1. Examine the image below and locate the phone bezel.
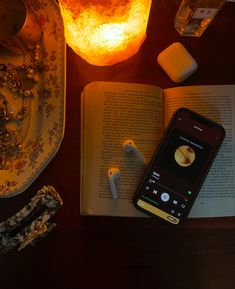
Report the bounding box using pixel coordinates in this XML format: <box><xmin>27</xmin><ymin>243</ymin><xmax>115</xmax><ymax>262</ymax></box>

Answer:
<box><xmin>133</xmin><ymin>108</ymin><xmax>225</xmax><ymax>226</ymax></box>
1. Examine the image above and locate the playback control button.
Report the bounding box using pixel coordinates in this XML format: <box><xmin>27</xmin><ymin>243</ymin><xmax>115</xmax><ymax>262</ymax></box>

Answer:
<box><xmin>161</xmin><ymin>192</ymin><xmax>170</xmax><ymax>202</ymax></box>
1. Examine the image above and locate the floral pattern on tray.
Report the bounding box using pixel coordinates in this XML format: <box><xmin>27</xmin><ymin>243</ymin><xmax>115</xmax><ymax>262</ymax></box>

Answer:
<box><xmin>0</xmin><ymin>0</ymin><xmax>66</xmax><ymax>197</ymax></box>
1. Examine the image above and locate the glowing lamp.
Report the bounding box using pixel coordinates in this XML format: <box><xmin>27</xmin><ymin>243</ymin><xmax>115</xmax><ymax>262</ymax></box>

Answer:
<box><xmin>58</xmin><ymin>0</ymin><xmax>152</xmax><ymax>66</ymax></box>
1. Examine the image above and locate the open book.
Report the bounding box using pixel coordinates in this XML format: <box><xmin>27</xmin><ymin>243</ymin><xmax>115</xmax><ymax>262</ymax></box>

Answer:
<box><xmin>80</xmin><ymin>82</ymin><xmax>235</xmax><ymax>218</ymax></box>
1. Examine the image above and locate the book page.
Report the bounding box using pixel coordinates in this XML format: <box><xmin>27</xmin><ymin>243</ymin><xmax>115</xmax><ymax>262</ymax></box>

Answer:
<box><xmin>81</xmin><ymin>82</ymin><xmax>163</xmax><ymax>216</ymax></box>
<box><xmin>163</xmin><ymin>85</ymin><xmax>235</xmax><ymax>217</ymax></box>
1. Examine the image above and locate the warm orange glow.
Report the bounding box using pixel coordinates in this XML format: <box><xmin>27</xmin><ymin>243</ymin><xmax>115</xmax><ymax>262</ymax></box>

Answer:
<box><xmin>59</xmin><ymin>0</ymin><xmax>152</xmax><ymax>66</ymax></box>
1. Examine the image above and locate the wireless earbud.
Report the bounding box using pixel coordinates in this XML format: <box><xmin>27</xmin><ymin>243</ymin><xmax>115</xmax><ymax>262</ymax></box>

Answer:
<box><xmin>108</xmin><ymin>168</ymin><xmax>120</xmax><ymax>199</ymax></box>
<box><xmin>123</xmin><ymin>139</ymin><xmax>146</xmax><ymax>165</ymax></box>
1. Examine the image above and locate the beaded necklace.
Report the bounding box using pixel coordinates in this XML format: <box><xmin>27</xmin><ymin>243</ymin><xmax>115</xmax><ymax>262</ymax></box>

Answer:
<box><xmin>0</xmin><ymin>44</ymin><xmax>42</xmax><ymax>170</ymax></box>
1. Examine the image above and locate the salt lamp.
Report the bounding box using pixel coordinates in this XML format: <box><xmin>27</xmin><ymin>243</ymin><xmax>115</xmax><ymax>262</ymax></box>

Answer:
<box><xmin>58</xmin><ymin>0</ymin><xmax>152</xmax><ymax>66</ymax></box>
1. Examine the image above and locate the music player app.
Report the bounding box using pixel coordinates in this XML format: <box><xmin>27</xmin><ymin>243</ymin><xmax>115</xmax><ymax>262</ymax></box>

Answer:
<box><xmin>137</xmin><ymin>128</ymin><xmax>212</xmax><ymax>220</ymax></box>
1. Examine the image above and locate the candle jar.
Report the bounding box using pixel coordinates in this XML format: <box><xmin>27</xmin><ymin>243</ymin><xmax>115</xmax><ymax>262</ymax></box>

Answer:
<box><xmin>174</xmin><ymin>0</ymin><xmax>226</xmax><ymax>37</ymax></box>
<box><xmin>58</xmin><ymin>0</ymin><xmax>152</xmax><ymax>66</ymax></box>
<box><xmin>0</xmin><ymin>0</ymin><xmax>42</xmax><ymax>54</ymax></box>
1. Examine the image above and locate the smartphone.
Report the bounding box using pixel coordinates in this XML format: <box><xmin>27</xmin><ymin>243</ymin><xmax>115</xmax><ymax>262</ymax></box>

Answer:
<box><xmin>133</xmin><ymin>108</ymin><xmax>225</xmax><ymax>226</ymax></box>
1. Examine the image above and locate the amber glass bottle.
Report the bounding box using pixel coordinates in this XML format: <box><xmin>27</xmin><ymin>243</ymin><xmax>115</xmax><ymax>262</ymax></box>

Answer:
<box><xmin>174</xmin><ymin>0</ymin><xmax>226</xmax><ymax>37</ymax></box>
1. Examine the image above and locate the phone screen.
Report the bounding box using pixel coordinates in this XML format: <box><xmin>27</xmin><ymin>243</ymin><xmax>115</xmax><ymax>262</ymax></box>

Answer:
<box><xmin>133</xmin><ymin>108</ymin><xmax>225</xmax><ymax>225</ymax></box>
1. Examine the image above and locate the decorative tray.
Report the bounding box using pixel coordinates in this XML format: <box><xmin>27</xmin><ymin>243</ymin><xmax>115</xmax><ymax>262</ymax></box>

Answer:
<box><xmin>0</xmin><ymin>0</ymin><xmax>66</xmax><ymax>197</ymax></box>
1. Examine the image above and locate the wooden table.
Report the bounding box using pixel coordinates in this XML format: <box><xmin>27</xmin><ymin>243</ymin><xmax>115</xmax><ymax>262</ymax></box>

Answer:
<box><xmin>0</xmin><ymin>1</ymin><xmax>235</xmax><ymax>289</ymax></box>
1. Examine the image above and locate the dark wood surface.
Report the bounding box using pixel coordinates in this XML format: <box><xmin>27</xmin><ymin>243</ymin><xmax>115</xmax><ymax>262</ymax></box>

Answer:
<box><xmin>0</xmin><ymin>1</ymin><xmax>235</xmax><ymax>289</ymax></box>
